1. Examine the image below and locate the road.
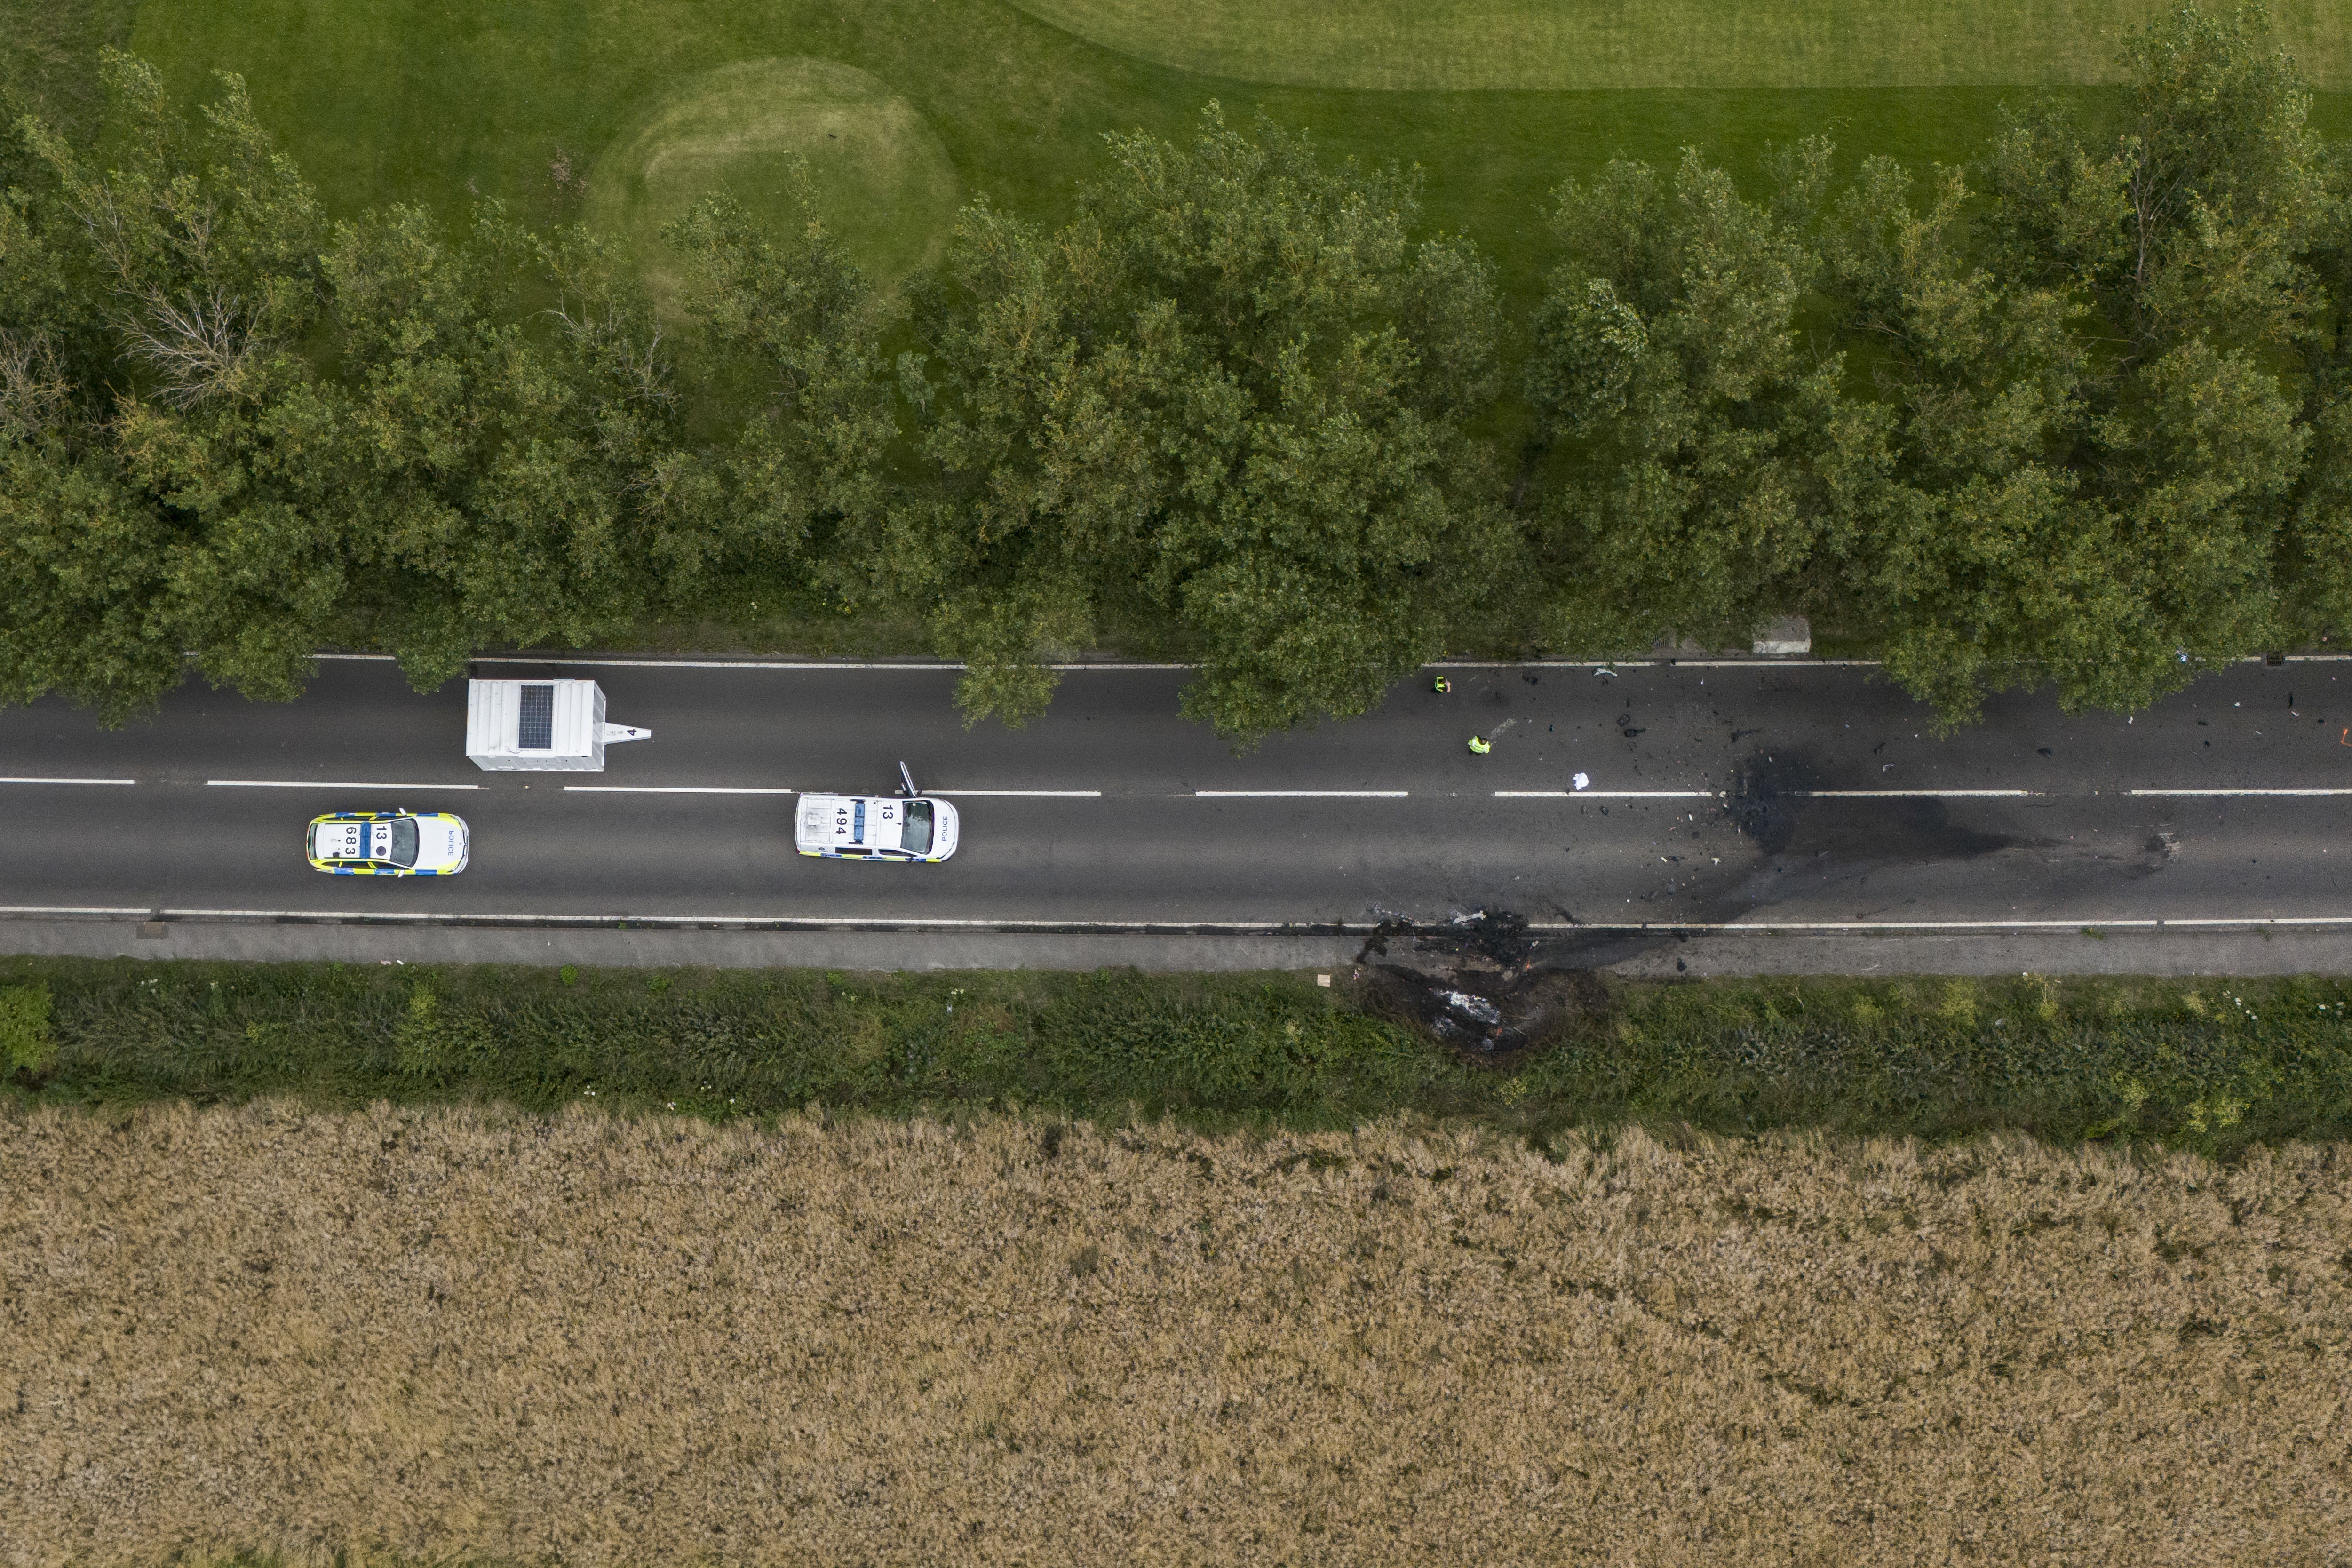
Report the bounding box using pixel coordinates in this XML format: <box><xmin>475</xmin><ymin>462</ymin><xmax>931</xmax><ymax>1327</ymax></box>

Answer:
<box><xmin>1</xmin><ymin>653</ymin><xmax>2349</xmax><ymax>932</ymax></box>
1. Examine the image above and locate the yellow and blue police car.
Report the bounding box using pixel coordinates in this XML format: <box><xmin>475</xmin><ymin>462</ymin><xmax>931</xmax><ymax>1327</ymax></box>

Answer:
<box><xmin>306</xmin><ymin>811</ymin><xmax>470</xmax><ymax>876</ymax></box>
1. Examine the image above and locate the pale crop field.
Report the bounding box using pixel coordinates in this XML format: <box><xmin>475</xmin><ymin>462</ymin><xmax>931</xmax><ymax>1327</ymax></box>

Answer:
<box><xmin>1003</xmin><ymin>0</ymin><xmax>2352</xmax><ymax>90</ymax></box>
<box><xmin>4</xmin><ymin>1101</ymin><xmax>2349</xmax><ymax>1566</ymax></box>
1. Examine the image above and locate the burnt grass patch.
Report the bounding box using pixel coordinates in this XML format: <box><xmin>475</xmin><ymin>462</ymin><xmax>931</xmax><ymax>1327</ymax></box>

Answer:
<box><xmin>1353</xmin><ymin>913</ymin><xmax>1614</xmax><ymax>1061</ymax></box>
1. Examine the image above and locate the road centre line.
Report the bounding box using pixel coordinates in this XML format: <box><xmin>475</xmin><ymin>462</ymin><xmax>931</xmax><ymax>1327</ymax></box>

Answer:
<box><xmin>563</xmin><ymin>785</ymin><xmax>798</xmax><ymax>795</ymax></box>
<box><xmin>558</xmin><ymin>786</ymin><xmax>1106</xmax><ymax>797</ymax></box>
<box><xmin>1495</xmin><ymin>789</ymin><xmax>1716</xmax><ymax>798</ymax></box>
<box><xmin>207</xmin><ymin>779</ymin><xmax>482</xmax><ymax>790</ymax></box>
<box><xmin>1798</xmin><ymin>788</ymin><xmax>2037</xmax><ymax>798</ymax></box>
<box><xmin>0</xmin><ymin>776</ymin><xmax>137</xmax><ymax>786</ymax></box>
<box><xmin>1194</xmin><ymin>789</ymin><xmax>1411</xmax><ymax>798</ymax></box>
<box><xmin>931</xmin><ymin>790</ymin><xmax>1104</xmax><ymax>797</ymax></box>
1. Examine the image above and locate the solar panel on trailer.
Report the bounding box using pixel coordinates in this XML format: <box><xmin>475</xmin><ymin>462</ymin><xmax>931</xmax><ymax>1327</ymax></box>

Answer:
<box><xmin>516</xmin><ymin>684</ymin><xmax>555</xmax><ymax>749</ymax></box>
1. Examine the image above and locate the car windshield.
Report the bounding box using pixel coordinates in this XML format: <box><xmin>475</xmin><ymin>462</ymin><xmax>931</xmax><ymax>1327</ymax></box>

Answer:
<box><xmin>387</xmin><ymin>818</ymin><xmax>420</xmax><ymax>867</ymax></box>
<box><xmin>900</xmin><ymin>800</ymin><xmax>934</xmax><ymax>855</ymax></box>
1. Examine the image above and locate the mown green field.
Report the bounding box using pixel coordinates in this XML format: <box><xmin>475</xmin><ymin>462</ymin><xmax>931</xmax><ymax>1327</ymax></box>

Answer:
<box><xmin>1003</xmin><ymin>0</ymin><xmax>2352</xmax><ymax>90</ymax></box>
<box><xmin>65</xmin><ymin>0</ymin><xmax>2334</xmax><ymax>326</ymax></box>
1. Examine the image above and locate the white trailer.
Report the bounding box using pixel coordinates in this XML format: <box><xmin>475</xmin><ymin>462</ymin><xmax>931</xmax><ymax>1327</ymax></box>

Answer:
<box><xmin>465</xmin><ymin>679</ymin><xmax>650</xmax><ymax>772</ymax></box>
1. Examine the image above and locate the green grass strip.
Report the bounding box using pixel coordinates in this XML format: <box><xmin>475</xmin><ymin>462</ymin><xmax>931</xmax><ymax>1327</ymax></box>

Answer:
<box><xmin>1002</xmin><ymin>0</ymin><xmax>2352</xmax><ymax>93</ymax></box>
<box><xmin>6</xmin><ymin>958</ymin><xmax>2349</xmax><ymax>1157</ymax></box>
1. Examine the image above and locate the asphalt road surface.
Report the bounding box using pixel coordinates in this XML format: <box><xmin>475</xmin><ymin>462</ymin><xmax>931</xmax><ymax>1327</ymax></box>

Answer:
<box><xmin>3</xmin><ymin>653</ymin><xmax>2350</xmax><ymax>932</ymax></box>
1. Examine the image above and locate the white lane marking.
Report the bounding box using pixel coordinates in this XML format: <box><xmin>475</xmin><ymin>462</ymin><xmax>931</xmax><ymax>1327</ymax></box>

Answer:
<box><xmin>469</xmin><ymin>656</ymin><xmax>1192</xmax><ymax>671</ymax></box>
<box><xmin>564</xmin><ymin>786</ymin><xmax>798</xmax><ymax>795</ymax></box>
<box><xmin>23</xmin><ymin>910</ymin><xmax>2347</xmax><ymax>931</ymax></box>
<box><xmin>1495</xmin><ymin>790</ymin><xmax>1715</xmax><ymax>798</ymax></box>
<box><xmin>0</xmin><ymin>776</ymin><xmax>138</xmax><ymax>786</ymax></box>
<box><xmin>931</xmin><ymin>790</ymin><xmax>1104</xmax><ymax>797</ymax></box>
<box><xmin>207</xmin><ymin>780</ymin><xmax>482</xmax><ymax>790</ymax></box>
<box><xmin>1436</xmin><ymin>659</ymin><xmax>1881</xmax><ymax>669</ymax></box>
<box><xmin>0</xmin><ymin>905</ymin><xmax>156</xmax><ymax>916</ymax></box>
<box><xmin>1194</xmin><ymin>790</ymin><xmax>1411</xmax><ymax>798</ymax></box>
<box><xmin>1797</xmin><ymin>789</ymin><xmax>2038</xmax><ymax>798</ymax></box>
<box><xmin>1533</xmin><ymin>917</ymin><xmax>2352</xmax><ymax>931</ymax></box>
<box><xmin>2131</xmin><ymin>788</ymin><xmax>2352</xmax><ymax>796</ymax></box>
<box><xmin>311</xmin><ymin>650</ymin><xmax>2352</xmax><ymax>670</ymax></box>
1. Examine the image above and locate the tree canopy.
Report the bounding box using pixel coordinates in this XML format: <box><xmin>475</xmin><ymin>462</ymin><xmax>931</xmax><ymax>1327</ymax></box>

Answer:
<box><xmin>893</xmin><ymin>105</ymin><xmax>1511</xmax><ymax>739</ymax></box>
<box><xmin>4</xmin><ymin>8</ymin><xmax>2352</xmax><ymax>739</ymax></box>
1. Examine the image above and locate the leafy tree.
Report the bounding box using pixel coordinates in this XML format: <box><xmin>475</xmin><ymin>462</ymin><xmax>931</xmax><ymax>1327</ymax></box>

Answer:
<box><xmin>1523</xmin><ymin>144</ymin><xmax>1843</xmax><ymax>656</ymax></box>
<box><xmin>1955</xmin><ymin>2</ymin><xmax>2321</xmax><ymax>707</ymax></box>
<box><xmin>907</xmin><ymin>105</ymin><xmax>1510</xmax><ymax>740</ymax></box>
<box><xmin>6</xmin><ymin>54</ymin><xmax>333</xmax><ymax>714</ymax></box>
<box><xmin>1812</xmin><ymin>156</ymin><xmax>2126</xmax><ymax>722</ymax></box>
<box><xmin>5</xmin><ymin>54</ymin><xmax>736</xmax><ymax>710</ymax></box>
<box><xmin>661</xmin><ymin>173</ymin><xmax>898</xmax><ymax>611</ymax></box>
<box><xmin>318</xmin><ymin>204</ymin><xmax>724</xmax><ymax>690</ymax></box>
<box><xmin>2279</xmin><ymin>130</ymin><xmax>2352</xmax><ymax>642</ymax></box>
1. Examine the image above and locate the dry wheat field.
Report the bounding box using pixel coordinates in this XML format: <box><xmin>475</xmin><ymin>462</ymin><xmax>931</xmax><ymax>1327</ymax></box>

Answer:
<box><xmin>4</xmin><ymin>1101</ymin><xmax>2349</xmax><ymax>1567</ymax></box>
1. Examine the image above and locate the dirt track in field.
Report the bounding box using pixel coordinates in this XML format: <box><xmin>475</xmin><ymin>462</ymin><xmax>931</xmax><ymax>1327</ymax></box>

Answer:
<box><xmin>4</xmin><ymin>1102</ymin><xmax>2349</xmax><ymax>1566</ymax></box>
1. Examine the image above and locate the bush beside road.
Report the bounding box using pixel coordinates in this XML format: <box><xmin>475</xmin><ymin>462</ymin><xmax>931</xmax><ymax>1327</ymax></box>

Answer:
<box><xmin>8</xmin><ymin>959</ymin><xmax>2352</xmax><ymax>1157</ymax></box>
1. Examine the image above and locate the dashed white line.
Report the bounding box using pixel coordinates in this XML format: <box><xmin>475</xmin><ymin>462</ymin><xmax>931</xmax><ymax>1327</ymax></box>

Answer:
<box><xmin>563</xmin><ymin>785</ymin><xmax>798</xmax><ymax>795</ymax></box>
<box><xmin>1797</xmin><ymin>789</ymin><xmax>2038</xmax><ymax>798</ymax></box>
<box><xmin>1195</xmin><ymin>790</ymin><xmax>1411</xmax><ymax>798</ymax></box>
<box><xmin>0</xmin><ymin>776</ymin><xmax>137</xmax><ymax>786</ymax></box>
<box><xmin>1495</xmin><ymin>790</ymin><xmax>1716</xmax><ymax>799</ymax></box>
<box><xmin>931</xmin><ymin>790</ymin><xmax>1104</xmax><ymax>797</ymax></box>
<box><xmin>206</xmin><ymin>780</ymin><xmax>482</xmax><ymax>790</ymax></box>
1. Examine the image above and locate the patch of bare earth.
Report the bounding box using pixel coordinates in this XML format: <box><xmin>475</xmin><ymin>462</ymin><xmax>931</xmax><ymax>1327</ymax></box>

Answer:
<box><xmin>3</xmin><ymin>1102</ymin><xmax>2349</xmax><ymax>1566</ymax></box>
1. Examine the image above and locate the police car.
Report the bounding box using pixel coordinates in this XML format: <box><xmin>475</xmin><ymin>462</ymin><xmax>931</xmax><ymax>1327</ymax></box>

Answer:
<box><xmin>306</xmin><ymin>811</ymin><xmax>470</xmax><ymax>876</ymax></box>
<box><xmin>796</xmin><ymin>765</ymin><xmax>958</xmax><ymax>862</ymax></box>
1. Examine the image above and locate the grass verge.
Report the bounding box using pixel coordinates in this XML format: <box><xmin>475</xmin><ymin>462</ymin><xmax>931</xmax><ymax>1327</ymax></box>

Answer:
<box><xmin>7</xmin><ymin>957</ymin><xmax>2351</xmax><ymax>1156</ymax></box>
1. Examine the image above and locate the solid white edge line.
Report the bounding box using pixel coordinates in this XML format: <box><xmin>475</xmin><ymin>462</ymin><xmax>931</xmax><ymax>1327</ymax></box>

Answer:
<box><xmin>466</xmin><ymin>657</ymin><xmax>1194</xmax><ymax>671</ymax></box>
<box><xmin>207</xmin><ymin>780</ymin><xmax>482</xmax><ymax>790</ymax></box>
<box><xmin>2131</xmin><ymin>788</ymin><xmax>2352</xmax><ymax>796</ymax></box>
<box><xmin>315</xmin><ymin>650</ymin><xmax>2352</xmax><ymax>670</ymax></box>
<box><xmin>0</xmin><ymin>776</ymin><xmax>138</xmax><ymax>786</ymax></box>
<box><xmin>563</xmin><ymin>786</ymin><xmax>798</xmax><ymax>795</ymax></box>
<box><xmin>0</xmin><ymin>910</ymin><xmax>2334</xmax><ymax>931</ymax></box>
<box><xmin>1536</xmin><ymin>918</ymin><xmax>2352</xmax><ymax>931</ymax></box>
<box><xmin>1193</xmin><ymin>790</ymin><xmax>1411</xmax><ymax>798</ymax></box>
<box><xmin>0</xmin><ymin>906</ymin><xmax>156</xmax><ymax>916</ymax></box>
